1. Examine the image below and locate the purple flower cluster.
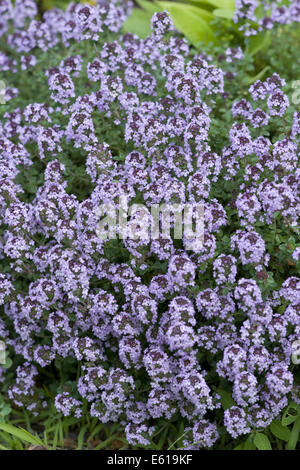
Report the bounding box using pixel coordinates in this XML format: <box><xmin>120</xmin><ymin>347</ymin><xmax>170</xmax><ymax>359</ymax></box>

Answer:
<box><xmin>234</xmin><ymin>0</ymin><xmax>300</xmax><ymax>36</ymax></box>
<box><xmin>0</xmin><ymin>3</ymin><xmax>299</xmax><ymax>449</ymax></box>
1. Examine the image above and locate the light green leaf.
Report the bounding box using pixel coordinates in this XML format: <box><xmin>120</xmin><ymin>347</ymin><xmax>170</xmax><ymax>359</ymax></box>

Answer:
<box><xmin>157</xmin><ymin>2</ymin><xmax>214</xmax><ymax>22</ymax></box>
<box><xmin>174</xmin><ymin>0</ymin><xmax>235</xmax><ymax>8</ymax></box>
<box><xmin>122</xmin><ymin>8</ymin><xmax>153</xmax><ymax>38</ymax></box>
<box><xmin>1</xmin><ymin>358</ymin><xmax>12</xmax><ymax>369</ymax></box>
<box><xmin>246</xmin><ymin>31</ymin><xmax>272</xmax><ymax>57</ymax></box>
<box><xmin>0</xmin><ymin>423</ymin><xmax>45</xmax><ymax>448</ymax></box>
<box><xmin>135</xmin><ymin>0</ymin><xmax>159</xmax><ymax>13</ymax></box>
<box><xmin>254</xmin><ymin>432</ymin><xmax>272</xmax><ymax>450</ymax></box>
<box><xmin>0</xmin><ymin>405</ymin><xmax>11</xmax><ymax>417</ymax></box>
<box><xmin>156</xmin><ymin>2</ymin><xmax>216</xmax><ymax>45</ymax></box>
<box><xmin>213</xmin><ymin>8</ymin><xmax>235</xmax><ymax>19</ymax></box>
<box><xmin>245</xmin><ymin>65</ymin><xmax>270</xmax><ymax>85</ymax></box>
<box><xmin>270</xmin><ymin>420</ymin><xmax>291</xmax><ymax>442</ymax></box>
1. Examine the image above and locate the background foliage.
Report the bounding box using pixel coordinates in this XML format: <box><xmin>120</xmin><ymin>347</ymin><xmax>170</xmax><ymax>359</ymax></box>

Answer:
<box><xmin>0</xmin><ymin>0</ymin><xmax>299</xmax><ymax>451</ymax></box>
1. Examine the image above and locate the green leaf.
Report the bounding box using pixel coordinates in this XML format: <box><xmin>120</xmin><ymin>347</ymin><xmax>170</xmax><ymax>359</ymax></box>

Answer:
<box><xmin>254</xmin><ymin>433</ymin><xmax>272</xmax><ymax>450</ymax></box>
<box><xmin>217</xmin><ymin>389</ymin><xmax>235</xmax><ymax>410</ymax></box>
<box><xmin>93</xmin><ymin>436</ymin><xmax>116</xmax><ymax>450</ymax></box>
<box><xmin>0</xmin><ymin>423</ymin><xmax>46</xmax><ymax>448</ymax></box>
<box><xmin>270</xmin><ymin>420</ymin><xmax>291</xmax><ymax>442</ymax></box>
<box><xmin>246</xmin><ymin>31</ymin><xmax>272</xmax><ymax>57</ymax></box>
<box><xmin>234</xmin><ymin>435</ymin><xmax>255</xmax><ymax>450</ymax></box>
<box><xmin>156</xmin><ymin>2</ymin><xmax>216</xmax><ymax>45</ymax></box>
<box><xmin>245</xmin><ymin>66</ymin><xmax>270</xmax><ymax>85</ymax></box>
<box><xmin>243</xmin><ymin>437</ymin><xmax>256</xmax><ymax>450</ymax></box>
<box><xmin>42</xmin><ymin>0</ymin><xmax>54</xmax><ymax>10</ymax></box>
<box><xmin>76</xmin><ymin>424</ymin><xmax>88</xmax><ymax>450</ymax></box>
<box><xmin>286</xmin><ymin>416</ymin><xmax>300</xmax><ymax>450</ymax></box>
<box><xmin>213</xmin><ymin>8</ymin><xmax>234</xmax><ymax>19</ymax></box>
<box><xmin>234</xmin><ymin>442</ymin><xmax>244</xmax><ymax>450</ymax></box>
<box><xmin>158</xmin><ymin>1</ymin><xmax>214</xmax><ymax>22</ymax></box>
<box><xmin>179</xmin><ymin>0</ymin><xmax>235</xmax><ymax>8</ymax></box>
<box><xmin>1</xmin><ymin>358</ymin><xmax>12</xmax><ymax>369</ymax></box>
<box><xmin>122</xmin><ymin>8</ymin><xmax>153</xmax><ymax>38</ymax></box>
<box><xmin>0</xmin><ymin>405</ymin><xmax>11</xmax><ymax>417</ymax></box>
<box><xmin>135</xmin><ymin>0</ymin><xmax>158</xmax><ymax>13</ymax></box>
<box><xmin>282</xmin><ymin>404</ymin><xmax>300</xmax><ymax>426</ymax></box>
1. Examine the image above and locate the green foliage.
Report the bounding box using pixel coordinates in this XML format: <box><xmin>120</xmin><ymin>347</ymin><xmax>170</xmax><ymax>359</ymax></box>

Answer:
<box><xmin>158</xmin><ymin>2</ymin><xmax>217</xmax><ymax>45</ymax></box>
<box><xmin>0</xmin><ymin>423</ymin><xmax>46</xmax><ymax>449</ymax></box>
<box><xmin>124</xmin><ymin>0</ymin><xmax>300</xmax><ymax>83</ymax></box>
<box><xmin>217</xmin><ymin>389</ymin><xmax>236</xmax><ymax>411</ymax></box>
<box><xmin>39</xmin><ymin>0</ymin><xmax>97</xmax><ymax>14</ymax></box>
<box><xmin>253</xmin><ymin>432</ymin><xmax>272</xmax><ymax>450</ymax></box>
<box><xmin>282</xmin><ymin>403</ymin><xmax>300</xmax><ymax>426</ymax></box>
<box><xmin>0</xmin><ymin>396</ymin><xmax>11</xmax><ymax>423</ymax></box>
<box><xmin>286</xmin><ymin>417</ymin><xmax>300</xmax><ymax>450</ymax></box>
<box><xmin>234</xmin><ymin>435</ymin><xmax>256</xmax><ymax>450</ymax></box>
<box><xmin>122</xmin><ymin>7</ymin><xmax>153</xmax><ymax>38</ymax></box>
<box><xmin>124</xmin><ymin>0</ymin><xmax>235</xmax><ymax>46</ymax></box>
<box><xmin>270</xmin><ymin>421</ymin><xmax>291</xmax><ymax>442</ymax></box>
<box><xmin>246</xmin><ymin>31</ymin><xmax>272</xmax><ymax>57</ymax></box>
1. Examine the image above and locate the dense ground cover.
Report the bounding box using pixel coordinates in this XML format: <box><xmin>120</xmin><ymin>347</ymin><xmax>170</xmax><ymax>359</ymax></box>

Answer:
<box><xmin>0</xmin><ymin>0</ymin><xmax>299</xmax><ymax>450</ymax></box>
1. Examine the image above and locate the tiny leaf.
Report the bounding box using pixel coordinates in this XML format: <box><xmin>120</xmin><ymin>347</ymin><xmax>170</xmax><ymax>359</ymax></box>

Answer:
<box><xmin>254</xmin><ymin>433</ymin><xmax>272</xmax><ymax>450</ymax></box>
<box><xmin>270</xmin><ymin>420</ymin><xmax>291</xmax><ymax>442</ymax></box>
